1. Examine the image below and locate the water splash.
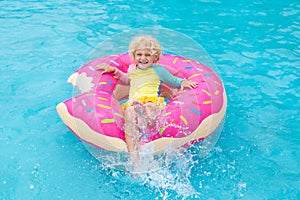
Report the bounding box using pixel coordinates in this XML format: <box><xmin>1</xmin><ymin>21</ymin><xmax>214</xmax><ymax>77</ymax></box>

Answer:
<box><xmin>138</xmin><ymin>150</ymin><xmax>200</xmax><ymax>199</ymax></box>
<box><xmin>84</xmin><ymin>142</ymin><xmax>203</xmax><ymax>199</ymax></box>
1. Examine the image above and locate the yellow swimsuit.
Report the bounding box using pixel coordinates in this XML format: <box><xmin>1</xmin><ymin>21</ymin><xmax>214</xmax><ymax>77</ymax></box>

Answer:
<box><xmin>115</xmin><ymin>64</ymin><xmax>183</xmax><ymax>111</ymax></box>
<box><xmin>122</xmin><ymin>67</ymin><xmax>164</xmax><ymax>111</ymax></box>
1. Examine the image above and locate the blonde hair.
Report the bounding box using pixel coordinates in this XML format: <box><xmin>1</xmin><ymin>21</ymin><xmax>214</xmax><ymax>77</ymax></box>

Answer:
<box><xmin>129</xmin><ymin>35</ymin><xmax>162</xmax><ymax>63</ymax></box>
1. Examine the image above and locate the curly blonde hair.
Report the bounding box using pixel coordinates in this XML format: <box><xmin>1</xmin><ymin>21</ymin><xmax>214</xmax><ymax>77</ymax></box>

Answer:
<box><xmin>129</xmin><ymin>35</ymin><xmax>162</xmax><ymax>63</ymax></box>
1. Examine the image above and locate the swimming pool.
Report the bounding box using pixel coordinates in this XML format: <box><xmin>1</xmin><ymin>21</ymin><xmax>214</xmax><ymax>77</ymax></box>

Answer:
<box><xmin>1</xmin><ymin>0</ymin><xmax>299</xmax><ymax>199</ymax></box>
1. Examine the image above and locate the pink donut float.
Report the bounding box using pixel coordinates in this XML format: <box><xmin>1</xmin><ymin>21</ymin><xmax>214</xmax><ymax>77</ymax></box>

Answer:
<box><xmin>56</xmin><ymin>53</ymin><xmax>227</xmax><ymax>154</ymax></box>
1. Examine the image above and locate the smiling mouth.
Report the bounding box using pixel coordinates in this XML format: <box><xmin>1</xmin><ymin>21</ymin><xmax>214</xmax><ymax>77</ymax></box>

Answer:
<box><xmin>139</xmin><ymin>60</ymin><xmax>148</xmax><ymax>64</ymax></box>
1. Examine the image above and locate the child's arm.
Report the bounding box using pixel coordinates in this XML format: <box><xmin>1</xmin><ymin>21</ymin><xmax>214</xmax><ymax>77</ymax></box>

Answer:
<box><xmin>153</xmin><ymin>66</ymin><xmax>198</xmax><ymax>90</ymax></box>
<box><xmin>95</xmin><ymin>63</ymin><xmax>130</xmax><ymax>85</ymax></box>
<box><xmin>95</xmin><ymin>63</ymin><xmax>116</xmax><ymax>74</ymax></box>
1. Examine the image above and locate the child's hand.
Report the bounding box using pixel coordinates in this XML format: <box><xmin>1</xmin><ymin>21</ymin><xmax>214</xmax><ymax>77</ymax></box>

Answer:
<box><xmin>180</xmin><ymin>79</ymin><xmax>198</xmax><ymax>90</ymax></box>
<box><xmin>95</xmin><ymin>63</ymin><xmax>116</xmax><ymax>74</ymax></box>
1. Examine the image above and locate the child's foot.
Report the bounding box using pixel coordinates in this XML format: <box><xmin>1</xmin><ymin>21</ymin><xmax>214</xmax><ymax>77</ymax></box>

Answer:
<box><xmin>132</xmin><ymin>100</ymin><xmax>144</xmax><ymax>114</ymax></box>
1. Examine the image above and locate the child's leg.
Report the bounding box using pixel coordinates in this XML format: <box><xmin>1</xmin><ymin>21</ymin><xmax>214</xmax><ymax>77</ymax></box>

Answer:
<box><xmin>124</xmin><ymin>106</ymin><xmax>141</xmax><ymax>172</ymax></box>
<box><xmin>124</xmin><ymin>106</ymin><xmax>139</xmax><ymax>153</ymax></box>
<box><xmin>144</xmin><ymin>102</ymin><xmax>162</xmax><ymax>126</ymax></box>
<box><xmin>132</xmin><ymin>101</ymin><xmax>147</xmax><ymax>131</ymax></box>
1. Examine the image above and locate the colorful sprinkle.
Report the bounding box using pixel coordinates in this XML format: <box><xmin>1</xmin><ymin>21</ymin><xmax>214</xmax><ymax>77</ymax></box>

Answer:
<box><xmin>188</xmin><ymin>73</ymin><xmax>201</xmax><ymax>80</ymax></box>
<box><xmin>114</xmin><ymin>112</ymin><xmax>124</xmax><ymax>119</ymax></box>
<box><xmin>180</xmin><ymin>115</ymin><xmax>188</xmax><ymax>125</ymax></box>
<box><xmin>99</xmin><ymin>82</ymin><xmax>106</xmax><ymax>85</ymax></box>
<box><xmin>185</xmin><ymin>66</ymin><xmax>193</xmax><ymax>70</ymax></box>
<box><xmin>101</xmin><ymin>119</ymin><xmax>115</xmax><ymax>123</ymax></box>
<box><xmin>98</xmin><ymin>91</ymin><xmax>110</xmax><ymax>95</ymax></box>
<box><xmin>190</xmin><ymin>108</ymin><xmax>202</xmax><ymax>115</ymax></box>
<box><xmin>159</xmin><ymin>126</ymin><xmax>167</xmax><ymax>135</ymax></box>
<box><xmin>173</xmin><ymin>101</ymin><xmax>184</xmax><ymax>105</ymax></box>
<box><xmin>182</xmin><ymin>59</ymin><xmax>191</xmax><ymax>62</ymax></box>
<box><xmin>203</xmin><ymin>100</ymin><xmax>212</xmax><ymax>105</ymax></box>
<box><xmin>107</xmin><ymin>79</ymin><xmax>113</xmax><ymax>87</ymax></box>
<box><xmin>141</xmin><ymin>132</ymin><xmax>148</xmax><ymax>137</ymax></box>
<box><xmin>86</xmin><ymin>109</ymin><xmax>95</xmax><ymax>113</ymax></box>
<box><xmin>97</xmin><ymin>104</ymin><xmax>111</xmax><ymax>109</ymax></box>
<box><xmin>164</xmin><ymin>112</ymin><xmax>172</xmax><ymax>116</ymax></box>
<box><xmin>196</xmin><ymin>67</ymin><xmax>203</xmax><ymax>72</ymax></box>
<box><xmin>81</xmin><ymin>100</ymin><xmax>87</xmax><ymax>106</ymax></box>
<box><xmin>168</xmin><ymin>119</ymin><xmax>179</xmax><ymax>125</ymax></box>
<box><xmin>214</xmin><ymin>90</ymin><xmax>220</xmax><ymax>95</ymax></box>
<box><xmin>110</xmin><ymin>59</ymin><xmax>120</xmax><ymax>66</ymax></box>
<box><xmin>214</xmin><ymin>81</ymin><xmax>221</xmax><ymax>86</ymax></box>
<box><xmin>202</xmin><ymin>89</ymin><xmax>211</xmax><ymax>96</ymax></box>
<box><xmin>86</xmin><ymin>93</ymin><xmax>95</xmax><ymax>96</ymax></box>
<box><xmin>204</xmin><ymin>73</ymin><xmax>212</xmax><ymax>76</ymax></box>
<box><xmin>98</xmin><ymin>97</ymin><xmax>108</xmax><ymax>101</ymax></box>
<box><xmin>173</xmin><ymin>57</ymin><xmax>179</xmax><ymax>64</ymax></box>
<box><xmin>88</xmin><ymin>66</ymin><xmax>95</xmax><ymax>71</ymax></box>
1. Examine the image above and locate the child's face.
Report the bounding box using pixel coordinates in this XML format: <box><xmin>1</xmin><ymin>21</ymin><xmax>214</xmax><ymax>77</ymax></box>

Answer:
<box><xmin>133</xmin><ymin>49</ymin><xmax>156</xmax><ymax>69</ymax></box>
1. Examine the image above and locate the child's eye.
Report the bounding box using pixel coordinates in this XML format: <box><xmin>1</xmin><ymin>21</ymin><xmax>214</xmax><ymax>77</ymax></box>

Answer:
<box><xmin>145</xmin><ymin>54</ymin><xmax>151</xmax><ymax>57</ymax></box>
<box><xmin>136</xmin><ymin>53</ymin><xmax>142</xmax><ymax>56</ymax></box>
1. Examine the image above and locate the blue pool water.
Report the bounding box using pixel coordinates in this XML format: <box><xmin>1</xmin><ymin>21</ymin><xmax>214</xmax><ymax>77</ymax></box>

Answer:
<box><xmin>1</xmin><ymin>0</ymin><xmax>299</xmax><ymax>199</ymax></box>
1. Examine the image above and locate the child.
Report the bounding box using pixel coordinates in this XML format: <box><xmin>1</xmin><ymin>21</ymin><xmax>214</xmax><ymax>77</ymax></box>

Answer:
<box><xmin>96</xmin><ymin>35</ymin><xmax>197</xmax><ymax>166</ymax></box>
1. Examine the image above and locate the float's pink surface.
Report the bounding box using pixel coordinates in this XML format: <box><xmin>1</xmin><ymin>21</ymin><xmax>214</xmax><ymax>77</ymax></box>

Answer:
<box><xmin>56</xmin><ymin>53</ymin><xmax>227</xmax><ymax>153</ymax></box>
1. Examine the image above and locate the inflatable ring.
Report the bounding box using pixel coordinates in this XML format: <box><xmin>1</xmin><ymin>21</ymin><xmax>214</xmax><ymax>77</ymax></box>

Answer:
<box><xmin>56</xmin><ymin>53</ymin><xmax>227</xmax><ymax>154</ymax></box>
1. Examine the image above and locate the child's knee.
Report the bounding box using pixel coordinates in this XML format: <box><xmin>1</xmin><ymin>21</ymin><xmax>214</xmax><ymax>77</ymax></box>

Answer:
<box><xmin>144</xmin><ymin>102</ymin><xmax>157</xmax><ymax>114</ymax></box>
<box><xmin>124</xmin><ymin>106</ymin><xmax>136</xmax><ymax>118</ymax></box>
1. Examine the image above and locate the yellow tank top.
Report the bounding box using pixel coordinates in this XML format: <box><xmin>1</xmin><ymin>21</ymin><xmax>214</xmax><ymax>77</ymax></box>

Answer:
<box><xmin>129</xmin><ymin>67</ymin><xmax>160</xmax><ymax>101</ymax></box>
